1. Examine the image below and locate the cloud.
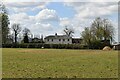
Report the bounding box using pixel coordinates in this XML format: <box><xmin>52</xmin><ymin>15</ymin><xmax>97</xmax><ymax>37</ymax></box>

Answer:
<box><xmin>65</xmin><ymin>2</ymin><xmax>118</xmax><ymax>19</ymax></box>
<box><xmin>10</xmin><ymin>13</ymin><xmax>29</xmax><ymax>21</ymax></box>
<box><xmin>63</xmin><ymin>2</ymin><xmax>118</xmax><ymax>27</ymax></box>
<box><xmin>62</xmin><ymin>0</ymin><xmax>119</xmax><ymax>2</ymax></box>
<box><xmin>36</xmin><ymin>9</ymin><xmax>59</xmax><ymax>22</ymax></box>
<box><xmin>34</xmin><ymin>23</ymin><xmax>53</xmax><ymax>31</ymax></box>
<box><xmin>4</xmin><ymin>2</ymin><xmax>49</xmax><ymax>14</ymax></box>
<box><xmin>3</xmin><ymin>0</ymin><xmax>52</xmax><ymax>2</ymax></box>
<box><xmin>3</xmin><ymin>0</ymin><xmax>119</xmax><ymax>2</ymax></box>
<box><xmin>9</xmin><ymin>8</ymin><xmax>60</xmax><ymax>37</ymax></box>
<box><xmin>4</xmin><ymin>2</ymin><xmax>47</xmax><ymax>8</ymax></box>
<box><xmin>60</xmin><ymin>17</ymin><xmax>70</xmax><ymax>26</ymax></box>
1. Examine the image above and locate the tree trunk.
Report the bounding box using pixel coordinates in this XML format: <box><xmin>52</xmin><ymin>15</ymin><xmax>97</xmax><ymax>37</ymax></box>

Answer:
<box><xmin>15</xmin><ymin>32</ymin><xmax>17</xmax><ymax>44</ymax></box>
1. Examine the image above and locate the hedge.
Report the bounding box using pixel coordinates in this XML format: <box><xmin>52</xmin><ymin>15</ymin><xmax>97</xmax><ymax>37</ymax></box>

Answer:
<box><xmin>2</xmin><ymin>43</ymin><xmax>88</xmax><ymax>49</ymax></box>
<box><xmin>2</xmin><ymin>43</ymin><xmax>112</xmax><ymax>49</ymax></box>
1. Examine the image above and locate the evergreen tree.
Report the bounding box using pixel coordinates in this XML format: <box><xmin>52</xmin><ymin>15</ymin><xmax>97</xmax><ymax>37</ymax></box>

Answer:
<box><xmin>23</xmin><ymin>28</ymin><xmax>30</xmax><ymax>43</ymax></box>
<box><xmin>0</xmin><ymin>4</ymin><xmax>10</xmax><ymax>44</ymax></box>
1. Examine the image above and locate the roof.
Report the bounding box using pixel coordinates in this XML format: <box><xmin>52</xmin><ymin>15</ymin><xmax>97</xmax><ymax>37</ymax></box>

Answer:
<box><xmin>112</xmin><ymin>42</ymin><xmax>120</xmax><ymax>46</ymax></box>
<box><xmin>44</xmin><ymin>35</ymin><xmax>72</xmax><ymax>39</ymax></box>
<box><xmin>72</xmin><ymin>38</ymin><xmax>83</xmax><ymax>40</ymax></box>
<box><xmin>112</xmin><ymin>43</ymin><xmax>120</xmax><ymax>46</ymax></box>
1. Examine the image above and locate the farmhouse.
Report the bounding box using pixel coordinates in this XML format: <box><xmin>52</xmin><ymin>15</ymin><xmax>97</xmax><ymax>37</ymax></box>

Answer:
<box><xmin>44</xmin><ymin>33</ymin><xmax>82</xmax><ymax>44</ymax></box>
<box><xmin>44</xmin><ymin>33</ymin><xmax>72</xmax><ymax>44</ymax></box>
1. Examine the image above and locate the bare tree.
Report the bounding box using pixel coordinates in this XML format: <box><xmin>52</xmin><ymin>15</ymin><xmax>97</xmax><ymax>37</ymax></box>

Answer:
<box><xmin>63</xmin><ymin>26</ymin><xmax>74</xmax><ymax>37</ymax></box>
<box><xmin>23</xmin><ymin>28</ymin><xmax>30</xmax><ymax>36</ymax></box>
<box><xmin>102</xmin><ymin>19</ymin><xmax>114</xmax><ymax>41</ymax></box>
<box><xmin>12</xmin><ymin>23</ymin><xmax>21</xmax><ymax>43</ymax></box>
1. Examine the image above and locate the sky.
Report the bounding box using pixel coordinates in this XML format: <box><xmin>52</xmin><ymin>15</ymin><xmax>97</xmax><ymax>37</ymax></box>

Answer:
<box><xmin>1</xmin><ymin>0</ymin><xmax>119</xmax><ymax>42</ymax></box>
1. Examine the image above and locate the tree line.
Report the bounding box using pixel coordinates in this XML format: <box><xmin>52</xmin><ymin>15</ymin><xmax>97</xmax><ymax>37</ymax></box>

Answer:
<box><xmin>0</xmin><ymin>4</ymin><xmax>31</xmax><ymax>44</ymax></box>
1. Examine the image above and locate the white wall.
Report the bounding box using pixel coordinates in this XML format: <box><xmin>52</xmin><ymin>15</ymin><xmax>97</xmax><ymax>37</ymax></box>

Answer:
<box><xmin>45</xmin><ymin>38</ymin><xmax>72</xmax><ymax>44</ymax></box>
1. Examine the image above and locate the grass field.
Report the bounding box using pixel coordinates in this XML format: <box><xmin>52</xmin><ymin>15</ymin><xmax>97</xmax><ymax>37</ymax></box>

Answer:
<box><xmin>2</xmin><ymin>48</ymin><xmax>118</xmax><ymax>78</ymax></box>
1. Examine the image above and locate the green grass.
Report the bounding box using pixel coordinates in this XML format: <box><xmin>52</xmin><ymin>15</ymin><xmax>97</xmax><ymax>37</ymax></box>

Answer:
<box><xmin>2</xmin><ymin>48</ymin><xmax>118</xmax><ymax>78</ymax></box>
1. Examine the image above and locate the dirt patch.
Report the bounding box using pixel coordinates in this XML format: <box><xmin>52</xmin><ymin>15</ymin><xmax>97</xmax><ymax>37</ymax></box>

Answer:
<box><xmin>18</xmin><ymin>49</ymin><xmax>49</xmax><ymax>53</ymax></box>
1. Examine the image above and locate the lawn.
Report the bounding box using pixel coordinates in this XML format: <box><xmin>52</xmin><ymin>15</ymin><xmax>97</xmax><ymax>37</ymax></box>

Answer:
<box><xmin>2</xmin><ymin>48</ymin><xmax>118</xmax><ymax>78</ymax></box>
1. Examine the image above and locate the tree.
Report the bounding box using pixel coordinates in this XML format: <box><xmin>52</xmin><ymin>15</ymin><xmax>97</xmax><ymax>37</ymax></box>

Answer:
<box><xmin>23</xmin><ymin>28</ymin><xmax>30</xmax><ymax>43</ymax></box>
<box><xmin>91</xmin><ymin>17</ymin><xmax>103</xmax><ymax>40</ymax></box>
<box><xmin>12</xmin><ymin>23</ymin><xmax>21</xmax><ymax>44</ymax></box>
<box><xmin>102</xmin><ymin>19</ymin><xmax>114</xmax><ymax>41</ymax></box>
<box><xmin>7</xmin><ymin>34</ymin><xmax>14</xmax><ymax>43</ymax></box>
<box><xmin>81</xmin><ymin>17</ymin><xmax>114</xmax><ymax>49</ymax></box>
<box><xmin>63</xmin><ymin>26</ymin><xmax>74</xmax><ymax>37</ymax></box>
<box><xmin>91</xmin><ymin>17</ymin><xmax>114</xmax><ymax>42</ymax></box>
<box><xmin>40</xmin><ymin>34</ymin><xmax>44</xmax><ymax>43</ymax></box>
<box><xmin>0</xmin><ymin>4</ymin><xmax>10</xmax><ymax>44</ymax></box>
<box><xmin>81</xmin><ymin>27</ymin><xmax>93</xmax><ymax>47</ymax></box>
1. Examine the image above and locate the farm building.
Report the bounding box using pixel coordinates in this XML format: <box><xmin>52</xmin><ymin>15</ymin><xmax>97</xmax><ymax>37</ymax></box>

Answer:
<box><xmin>72</xmin><ymin>38</ymin><xmax>83</xmax><ymax>44</ymax></box>
<box><xmin>44</xmin><ymin>33</ymin><xmax>82</xmax><ymax>44</ymax></box>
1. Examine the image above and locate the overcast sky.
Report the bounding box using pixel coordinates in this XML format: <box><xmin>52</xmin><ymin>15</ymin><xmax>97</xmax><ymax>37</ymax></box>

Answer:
<box><xmin>2</xmin><ymin>0</ymin><xmax>119</xmax><ymax>42</ymax></box>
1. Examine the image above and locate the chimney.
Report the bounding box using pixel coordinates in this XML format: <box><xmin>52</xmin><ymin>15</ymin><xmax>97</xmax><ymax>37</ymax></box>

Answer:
<box><xmin>55</xmin><ymin>33</ymin><xmax>57</xmax><ymax>37</ymax></box>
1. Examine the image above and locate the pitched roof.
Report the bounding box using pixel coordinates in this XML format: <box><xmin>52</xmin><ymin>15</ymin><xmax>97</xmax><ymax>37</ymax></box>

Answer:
<box><xmin>44</xmin><ymin>35</ymin><xmax>72</xmax><ymax>39</ymax></box>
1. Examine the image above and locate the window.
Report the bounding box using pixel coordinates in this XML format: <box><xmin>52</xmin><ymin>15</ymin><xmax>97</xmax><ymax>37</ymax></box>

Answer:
<box><xmin>59</xmin><ymin>39</ymin><xmax>61</xmax><ymax>41</ymax></box>
<box><xmin>68</xmin><ymin>39</ymin><xmax>69</xmax><ymax>41</ymax></box>
<box><xmin>52</xmin><ymin>39</ymin><xmax>53</xmax><ymax>41</ymax></box>
<box><xmin>63</xmin><ymin>39</ymin><xmax>65</xmax><ymax>41</ymax></box>
<box><xmin>47</xmin><ymin>39</ymin><xmax>49</xmax><ymax>41</ymax></box>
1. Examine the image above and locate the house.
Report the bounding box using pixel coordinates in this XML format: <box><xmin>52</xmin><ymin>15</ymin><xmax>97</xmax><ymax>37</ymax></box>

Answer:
<box><xmin>44</xmin><ymin>33</ymin><xmax>72</xmax><ymax>44</ymax></box>
<box><xmin>72</xmin><ymin>38</ymin><xmax>83</xmax><ymax>44</ymax></box>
